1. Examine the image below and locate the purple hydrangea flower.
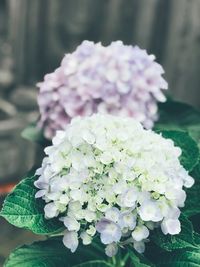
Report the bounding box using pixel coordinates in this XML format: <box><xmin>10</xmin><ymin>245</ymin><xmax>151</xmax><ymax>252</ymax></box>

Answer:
<box><xmin>37</xmin><ymin>41</ymin><xmax>168</xmax><ymax>139</ymax></box>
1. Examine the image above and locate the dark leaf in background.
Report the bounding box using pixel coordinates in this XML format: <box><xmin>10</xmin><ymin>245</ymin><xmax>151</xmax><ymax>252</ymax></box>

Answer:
<box><xmin>156</xmin><ymin>100</ymin><xmax>200</xmax><ymax>147</ymax></box>
<box><xmin>151</xmin><ymin>215</ymin><xmax>197</xmax><ymax>251</ymax></box>
<box><xmin>4</xmin><ymin>238</ymin><xmax>107</xmax><ymax>267</ymax></box>
<box><xmin>128</xmin><ymin>249</ymin><xmax>155</xmax><ymax>267</ymax></box>
<box><xmin>155</xmin><ymin>129</ymin><xmax>199</xmax><ymax>171</ymax></box>
<box><xmin>4</xmin><ymin>238</ymin><xmax>156</xmax><ymax>267</ymax></box>
<box><xmin>184</xmin><ymin>161</ymin><xmax>200</xmax><ymax>217</ymax></box>
<box><xmin>147</xmin><ymin>223</ymin><xmax>200</xmax><ymax>266</ymax></box>
<box><xmin>158</xmin><ymin>100</ymin><xmax>200</xmax><ymax>126</ymax></box>
<box><xmin>155</xmin><ymin>248</ymin><xmax>200</xmax><ymax>267</ymax></box>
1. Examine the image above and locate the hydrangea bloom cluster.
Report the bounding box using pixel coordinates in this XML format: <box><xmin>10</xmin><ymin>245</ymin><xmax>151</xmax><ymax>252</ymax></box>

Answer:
<box><xmin>38</xmin><ymin>41</ymin><xmax>168</xmax><ymax>139</ymax></box>
<box><xmin>34</xmin><ymin>114</ymin><xmax>194</xmax><ymax>256</ymax></box>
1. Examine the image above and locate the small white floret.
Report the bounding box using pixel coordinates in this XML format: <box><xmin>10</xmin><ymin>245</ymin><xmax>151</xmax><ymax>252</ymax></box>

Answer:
<box><xmin>105</xmin><ymin>243</ymin><xmax>118</xmax><ymax>257</ymax></box>
<box><xmin>44</xmin><ymin>202</ymin><xmax>59</xmax><ymax>218</ymax></box>
<box><xmin>132</xmin><ymin>225</ymin><xmax>149</xmax><ymax>242</ymax></box>
<box><xmin>80</xmin><ymin>232</ymin><xmax>92</xmax><ymax>245</ymax></box>
<box><xmin>63</xmin><ymin>231</ymin><xmax>79</xmax><ymax>253</ymax></box>
<box><xmin>63</xmin><ymin>216</ymin><xmax>80</xmax><ymax>231</ymax></box>
<box><xmin>161</xmin><ymin>219</ymin><xmax>181</xmax><ymax>235</ymax></box>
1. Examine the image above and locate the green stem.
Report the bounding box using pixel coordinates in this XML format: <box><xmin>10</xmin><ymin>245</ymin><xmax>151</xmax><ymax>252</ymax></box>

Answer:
<box><xmin>47</xmin><ymin>232</ymin><xmax>64</xmax><ymax>237</ymax></box>
<box><xmin>120</xmin><ymin>253</ymin><xmax>129</xmax><ymax>267</ymax></box>
<box><xmin>110</xmin><ymin>251</ymin><xmax>129</xmax><ymax>267</ymax></box>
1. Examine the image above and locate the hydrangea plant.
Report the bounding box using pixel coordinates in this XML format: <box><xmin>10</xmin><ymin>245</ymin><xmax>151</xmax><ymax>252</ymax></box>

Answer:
<box><xmin>37</xmin><ymin>41</ymin><xmax>168</xmax><ymax>139</ymax></box>
<box><xmin>2</xmin><ymin>40</ymin><xmax>200</xmax><ymax>267</ymax></box>
<box><xmin>1</xmin><ymin>114</ymin><xmax>200</xmax><ymax>267</ymax></box>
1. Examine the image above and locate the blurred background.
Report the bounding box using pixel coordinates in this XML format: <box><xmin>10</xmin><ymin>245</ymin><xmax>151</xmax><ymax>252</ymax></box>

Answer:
<box><xmin>0</xmin><ymin>0</ymin><xmax>200</xmax><ymax>265</ymax></box>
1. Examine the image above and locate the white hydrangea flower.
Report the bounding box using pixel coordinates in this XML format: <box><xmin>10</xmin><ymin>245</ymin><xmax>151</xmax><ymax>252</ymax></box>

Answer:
<box><xmin>44</xmin><ymin>202</ymin><xmax>59</xmax><ymax>219</ymax></box>
<box><xmin>161</xmin><ymin>218</ymin><xmax>181</xmax><ymax>235</ymax></box>
<box><xmin>105</xmin><ymin>243</ymin><xmax>118</xmax><ymax>257</ymax></box>
<box><xmin>62</xmin><ymin>216</ymin><xmax>80</xmax><ymax>231</ymax></box>
<box><xmin>118</xmin><ymin>212</ymin><xmax>137</xmax><ymax>230</ymax></box>
<box><xmin>80</xmin><ymin>232</ymin><xmax>92</xmax><ymax>245</ymax></box>
<box><xmin>120</xmin><ymin>188</ymin><xmax>138</xmax><ymax>208</ymax></box>
<box><xmin>96</xmin><ymin>219</ymin><xmax>122</xmax><ymax>244</ymax></box>
<box><xmin>86</xmin><ymin>226</ymin><xmax>96</xmax><ymax>237</ymax></box>
<box><xmin>63</xmin><ymin>230</ymin><xmax>79</xmax><ymax>253</ymax></box>
<box><xmin>133</xmin><ymin>241</ymin><xmax>145</xmax><ymax>254</ymax></box>
<box><xmin>132</xmin><ymin>225</ymin><xmax>150</xmax><ymax>242</ymax></box>
<box><xmin>35</xmin><ymin>114</ymin><xmax>194</xmax><ymax>256</ymax></box>
<box><xmin>105</xmin><ymin>208</ymin><xmax>120</xmax><ymax>223</ymax></box>
<box><xmin>139</xmin><ymin>200</ymin><xmax>163</xmax><ymax>222</ymax></box>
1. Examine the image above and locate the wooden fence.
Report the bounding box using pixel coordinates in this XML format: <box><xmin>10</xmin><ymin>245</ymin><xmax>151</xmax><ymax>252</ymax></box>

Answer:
<box><xmin>0</xmin><ymin>0</ymin><xmax>200</xmax><ymax>182</ymax></box>
<box><xmin>3</xmin><ymin>0</ymin><xmax>200</xmax><ymax>107</ymax></box>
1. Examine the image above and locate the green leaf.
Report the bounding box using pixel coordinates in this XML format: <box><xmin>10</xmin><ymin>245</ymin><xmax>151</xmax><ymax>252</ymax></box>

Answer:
<box><xmin>21</xmin><ymin>123</ymin><xmax>50</xmax><ymax>147</ymax></box>
<box><xmin>4</xmin><ymin>239</ymin><xmax>107</xmax><ymax>267</ymax></box>
<box><xmin>156</xmin><ymin>100</ymin><xmax>200</xmax><ymax>147</ymax></box>
<box><xmin>154</xmin><ymin>231</ymin><xmax>200</xmax><ymax>266</ymax></box>
<box><xmin>151</xmin><ymin>215</ymin><xmax>197</xmax><ymax>251</ymax></box>
<box><xmin>157</xmin><ymin>100</ymin><xmax>200</xmax><ymax>126</ymax></box>
<box><xmin>157</xmin><ymin>130</ymin><xmax>199</xmax><ymax>171</ymax></box>
<box><xmin>0</xmin><ymin>175</ymin><xmax>64</xmax><ymax>235</ymax></box>
<box><xmin>190</xmin><ymin>160</ymin><xmax>200</xmax><ymax>181</ymax></box>
<box><xmin>155</xmin><ymin>248</ymin><xmax>200</xmax><ymax>267</ymax></box>
<box><xmin>183</xmin><ymin>162</ymin><xmax>200</xmax><ymax>217</ymax></box>
<box><xmin>128</xmin><ymin>249</ymin><xmax>155</xmax><ymax>267</ymax></box>
<box><xmin>183</xmin><ymin>180</ymin><xmax>200</xmax><ymax>217</ymax></box>
<box><xmin>194</xmin><ymin>232</ymin><xmax>200</xmax><ymax>245</ymax></box>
